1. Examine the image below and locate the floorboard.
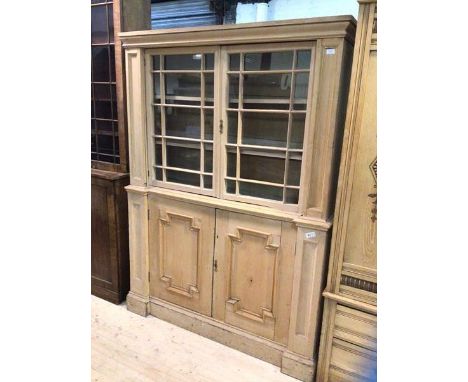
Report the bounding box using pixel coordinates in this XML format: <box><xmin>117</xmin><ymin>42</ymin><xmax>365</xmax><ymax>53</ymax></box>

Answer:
<box><xmin>91</xmin><ymin>296</ymin><xmax>298</xmax><ymax>381</ymax></box>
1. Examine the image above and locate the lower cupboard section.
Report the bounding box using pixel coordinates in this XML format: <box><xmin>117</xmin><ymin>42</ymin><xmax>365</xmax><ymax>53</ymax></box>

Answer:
<box><xmin>126</xmin><ymin>189</ymin><xmax>332</xmax><ymax>381</ymax></box>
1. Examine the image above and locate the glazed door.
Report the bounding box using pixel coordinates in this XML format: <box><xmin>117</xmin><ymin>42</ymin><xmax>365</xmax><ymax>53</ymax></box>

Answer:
<box><xmin>148</xmin><ymin>195</ymin><xmax>215</xmax><ymax>316</ymax></box>
<box><xmin>213</xmin><ymin>210</ymin><xmax>296</xmax><ymax>344</ymax></box>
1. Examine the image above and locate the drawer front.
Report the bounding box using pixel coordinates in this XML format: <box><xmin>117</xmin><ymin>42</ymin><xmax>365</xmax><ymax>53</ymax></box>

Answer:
<box><xmin>329</xmin><ymin>338</ymin><xmax>376</xmax><ymax>382</ymax></box>
<box><xmin>333</xmin><ymin>305</ymin><xmax>376</xmax><ymax>351</ymax></box>
<box><xmin>148</xmin><ymin>195</ymin><xmax>215</xmax><ymax>316</ymax></box>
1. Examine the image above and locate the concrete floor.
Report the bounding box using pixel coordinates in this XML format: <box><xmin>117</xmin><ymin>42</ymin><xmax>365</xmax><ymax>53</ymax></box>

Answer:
<box><xmin>91</xmin><ymin>296</ymin><xmax>298</xmax><ymax>382</ymax></box>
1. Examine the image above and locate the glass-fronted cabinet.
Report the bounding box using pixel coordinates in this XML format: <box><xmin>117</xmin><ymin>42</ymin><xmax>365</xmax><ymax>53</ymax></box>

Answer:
<box><xmin>122</xmin><ymin>16</ymin><xmax>356</xmax><ymax>382</ymax></box>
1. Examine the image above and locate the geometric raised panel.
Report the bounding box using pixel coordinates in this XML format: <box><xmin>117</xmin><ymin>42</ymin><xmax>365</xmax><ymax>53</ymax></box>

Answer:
<box><xmin>225</xmin><ymin>227</ymin><xmax>280</xmax><ymax>339</ymax></box>
<box><xmin>159</xmin><ymin>211</ymin><xmax>201</xmax><ymax>298</ymax></box>
<box><xmin>148</xmin><ymin>195</ymin><xmax>215</xmax><ymax>316</ymax></box>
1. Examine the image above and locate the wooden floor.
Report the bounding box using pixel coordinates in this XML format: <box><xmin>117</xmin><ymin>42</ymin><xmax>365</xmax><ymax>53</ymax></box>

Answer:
<box><xmin>92</xmin><ymin>296</ymin><xmax>298</xmax><ymax>382</ymax></box>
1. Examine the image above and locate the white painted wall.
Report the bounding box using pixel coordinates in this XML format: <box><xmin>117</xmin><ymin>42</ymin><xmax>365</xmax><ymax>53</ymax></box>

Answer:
<box><xmin>236</xmin><ymin>0</ymin><xmax>358</xmax><ymax>24</ymax></box>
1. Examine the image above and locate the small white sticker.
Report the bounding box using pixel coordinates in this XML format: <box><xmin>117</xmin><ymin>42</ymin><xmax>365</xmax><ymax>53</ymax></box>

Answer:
<box><xmin>305</xmin><ymin>231</ymin><xmax>316</xmax><ymax>239</ymax></box>
<box><xmin>326</xmin><ymin>48</ymin><xmax>336</xmax><ymax>55</ymax></box>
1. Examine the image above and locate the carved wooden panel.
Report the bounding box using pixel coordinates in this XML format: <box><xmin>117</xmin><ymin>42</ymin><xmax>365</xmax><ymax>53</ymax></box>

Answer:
<box><xmin>148</xmin><ymin>195</ymin><xmax>215</xmax><ymax>315</ymax></box>
<box><xmin>288</xmin><ymin>227</ymin><xmax>328</xmax><ymax>358</ymax></box>
<box><xmin>213</xmin><ymin>211</ymin><xmax>295</xmax><ymax>343</ymax></box>
<box><xmin>328</xmin><ymin>338</ymin><xmax>376</xmax><ymax>382</ymax></box>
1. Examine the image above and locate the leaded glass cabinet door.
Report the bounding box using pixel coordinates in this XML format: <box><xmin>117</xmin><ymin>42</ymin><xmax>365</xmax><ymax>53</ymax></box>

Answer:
<box><xmin>146</xmin><ymin>47</ymin><xmax>220</xmax><ymax>196</ymax></box>
<box><xmin>220</xmin><ymin>43</ymin><xmax>315</xmax><ymax>212</ymax></box>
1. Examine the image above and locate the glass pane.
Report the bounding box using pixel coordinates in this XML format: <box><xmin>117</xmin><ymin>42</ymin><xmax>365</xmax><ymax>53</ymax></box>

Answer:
<box><xmin>227</xmin><ymin>111</ymin><xmax>238</xmax><ymax>144</ymax></box>
<box><xmin>228</xmin><ymin>75</ymin><xmax>239</xmax><ymax>108</ymax></box>
<box><xmin>92</xmin><ymin>46</ymin><xmax>109</xmax><ymax>82</ymax></box>
<box><xmin>242</xmin><ymin>112</ymin><xmax>288</xmax><ymax>147</ymax></box>
<box><xmin>165</xmin><ymin>107</ymin><xmax>200</xmax><ymax>139</ymax></box>
<box><xmin>165</xmin><ymin>54</ymin><xmax>201</xmax><ymax>70</ymax></box>
<box><xmin>95</xmin><ymin>101</ymin><xmax>112</xmax><ymax>119</ymax></box>
<box><xmin>285</xmin><ymin>188</ymin><xmax>299</xmax><ymax>204</ymax></box>
<box><xmin>107</xmin><ymin>4</ymin><xmax>114</xmax><ymax>43</ymax></box>
<box><xmin>243</xmin><ymin>73</ymin><xmax>291</xmax><ymax>110</ymax></box>
<box><xmin>290</xmin><ymin>113</ymin><xmax>305</xmax><ymax>149</ymax></box>
<box><xmin>204</xmin><ymin>54</ymin><xmax>214</xmax><ymax>70</ymax></box>
<box><xmin>204</xmin><ymin>73</ymin><xmax>214</xmax><ymax>106</ymax></box>
<box><xmin>204</xmin><ymin>109</ymin><xmax>213</xmax><ymax>140</ymax></box>
<box><xmin>97</xmin><ymin>134</ymin><xmax>114</xmax><ymax>155</ymax></box>
<box><xmin>244</xmin><ymin>51</ymin><xmax>293</xmax><ymax>71</ymax></box>
<box><xmin>111</xmin><ymin>85</ymin><xmax>118</xmax><ymax>119</ymax></box>
<box><xmin>95</xmin><ymin>119</ymin><xmax>113</xmax><ymax>133</ymax></box>
<box><xmin>153</xmin><ymin>74</ymin><xmax>161</xmax><ymax>102</ymax></box>
<box><xmin>91</xmin><ymin>133</ymin><xmax>97</xmax><ymax>153</ymax></box>
<box><xmin>239</xmin><ymin>182</ymin><xmax>283</xmax><ymax>201</ymax></box>
<box><xmin>91</xmin><ymin>5</ymin><xmax>108</xmax><ymax>44</ymax></box>
<box><xmin>203</xmin><ymin>175</ymin><xmax>213</xmax><ymax>189</ymax></box>
<box><xmin>296</xmin><ymin>50</ymin><xmax>311</xmax><ymax>69</ymax></box>
<box><xmin>166</xmin><ymin>140</ymin><xmax>200</xmax><ymax>171</ymax></box>
<box><xmin>110</xmin><ymin>45</ymin><xmax>116</xmax><ymax>82</ymax></box>
<box><xmin>93</xmin><ymin>84</ymin><xmax>111</xmax><ymax>101</ymax></box>
<box><xmin>154</xmin><ymin>106</ymin><xmax>161</xmax><ymax>135</ymax></box>
<box><xmin>204</xmin><ymin>143</ymin><xmax>213</xmax><ymax>173</ymax></box>
<box><xmin>155</xmin><ymin>141</ymin><xmax>162</xmax><ymax>165</ymax></box>
<box><xmin>293</xmin><ymin>73</ymin><xmax>309</xmax><ymax>110</ymax></box>
<box><xmin>240</xmin><ymin>151</ymin><xmax>285</xmax><ymax>184</ymax></box>
<box><xmin>166</xmin><ymin>170</ymin><xmax>200</xmax><ymax>186</ymax></box>
<box><xmin>152</xmin><ymin>55</ymin><xmax>160</xmax><ymax>71</ymax></box>
<box><xmin>165</xmin><ymin>73</ymin><xmax>201</xmax><ymax>103</ymax></box>
<box><xmin>229</xmin><ymin>54</ymin><xmax>240</xmax><ymax>71</ymax></box>
<box><xmin>226</xmin><ymin>179</ymin><xmax>236</xmax><ymax>194</ymax></box>
<box><xmin>287</xmin><ymin>158</ymin><xmax>302</xmax><ymax>186</ymax></box>
<box><xmin>155</xmin><ymin>167</ymin><xmax>163</xmax><ymax>180</ymax></box>
<box><xmin>227</xmin><ymin>149</ymin><xmax>236</xmax><ymax>177</ymax></box>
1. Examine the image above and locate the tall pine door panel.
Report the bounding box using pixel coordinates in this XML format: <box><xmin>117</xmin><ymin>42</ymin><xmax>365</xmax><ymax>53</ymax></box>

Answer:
<box><xmin>148</xmin><ymin>195</ymin><xmax>215</xmax><ymax>316</ymax></box>
<box><xmin>213</xmin><ymin>210</ymin><xmax>296</xmax><ymax>344</ymax></box>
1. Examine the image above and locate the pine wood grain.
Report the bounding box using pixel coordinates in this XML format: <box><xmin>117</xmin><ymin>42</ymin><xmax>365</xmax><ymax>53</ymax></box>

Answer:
<box><xmin>91</xmin><ymin>296</ymin><xmax>298</xmax><ymax>382</ymax></box>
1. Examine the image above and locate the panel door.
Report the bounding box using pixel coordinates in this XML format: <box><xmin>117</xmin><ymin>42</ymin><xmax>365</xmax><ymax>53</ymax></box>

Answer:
<box><xmin>148</xmin><ymin>195</ymin><xmax>215</xmax><ymax>316</ymax></box>
<box><xmin>213</xmin><ymin>210</ymin><xmax>296</xmax><ymax>344</ymax></box>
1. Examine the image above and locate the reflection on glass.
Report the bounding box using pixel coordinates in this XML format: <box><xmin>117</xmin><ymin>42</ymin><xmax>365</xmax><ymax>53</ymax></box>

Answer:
<box><xmin>244</xmin><ymin>51</ymin><xmax>293</xmax><ymax>71</ymax></box>
<box><xmin>204</xmin><ymin>54</ymin><xmax>214</xmax><ymax>70</ymax></box>
<box><xmin>296</xmin><ymin>50</ymin><xmax>311</xmax><ymax>69</ymax></box>
<box><xmin>240</xmin><ymin>152</ymin><xmax>285</xmax><ymax>184</ymax></box>
<box><xmin>293</xmin><ymin>73</ymin><xmax>309</xmax><ymax>110</ymax></box>
<box><xmin>203</xmin><ymin>175</ymin><xmax>212</xmax><ymax>189</ymax></box>
<box><xmin>92</xmin><ymin>46</ymin><xmax>110</xmax><ymax>82</ymax></box>
<box><xmin>290</xmin><ymin>113</ymin><xmax>305</xmax><ymax>149</ymax></box>
<box><xmin>287</xmin><ymin>159</ymin><xmax>302</xmax><ymax>186</ymax></box>
<box><xmin>285</xmin><ymin>188</ymin><xmax>299</xmax><ymax>204</ymax></box>
<box><xmin>227</xmin><ymin>111</ymin><xmax>238</xmax><ymax>144</ymax></box>
<box><xmin>154</xmin><ymin>106</ymin><xmax>161</xmax><ymax>135</ymax></box>
<box><xmin>243</xmin><ymin>73</ymin><xmax>291</xmax><ymax>110</ymax></box>
<box><xmin>226</xmin><ymin>179</ymin><xmax>236</xmax><ymax>194</ymax></box>
<box><xmin>204</xmin><ymin>109</ymin><xmax>213</xmax><ymax>140</ymax></box>
<box><xmin>165</xmin><ymin>107</ymin><xmax>200</xmax><ymax>138</ymax></box>
<box><xmin>153</xmin><ymin>74</ymin><xmax>161</xmax><ymax>102</ymax></box>
<box><xmin>204</xmin><ymin>143</ymin><xmax>213</xmax><ymax>173</ymax></box>
<box><xmin>229</xmin><ymin>54</ymin><xmax>240</xmax><ymax>71</ymax></box>
<box><xmin>95</xmin><ymin>120</ymin><xmax>113</xmax><ymax>132</ymax></box>
<box><xmin>165</xmin><ymin>54</ymin><xmax>201</xmax><ymax>70</ymax></box>
<box><xmin>165</xmin><ymin>73</ymin><xmax>201</xmax><ymax>101</ymax></box>
<box><xmin>242</xmin><ymin>112</ymin><xmax>288</xmax><ymax>147</ymax></box>
<box><xmin>153</xmin><ymin>55</ymin><xmax>160</xmax><ymax>71</ymax></box>
<box><xmin>155</xmin><ymin>142</ymin><xmax>162</xmax><ymax>165</ymax></box>
<box><xmin>227</xmin><ymin>149</ymin><xmax>236</xmax><ymax>177</ymax></box>
<box><xmin>229</xmin><ymin>75</ymin><xmax>239</xmax><ymax>108</ymax></box>
<box><xmin>155</xmin><ymin>167</ymin><xmax>163</xmax><ymax>180</ymax></box>
<box><xmin>108</xmin><ymin>4</ymin><xmax>114</xmax><ymax>43</ymax></box>
<box><xmin>166</xmin><ymin>141</ymin><xmax>200</xmax><ymax>170</ymax></box>
<box><xmin>239</xmin><ymin>182</ymin><xmax>283</xmax><ymax>201</ymax></box>
<box><xmin>91</xmin><ymin>5</ymin><xmax>108</xmax><ymax>44</ymax></box>
<box><xmin>166</xmin><ymin>170</ymin><xmax>200</xmax><ymax>186</ymax></box>
<box><xmin>204</xmin><ymin>73</ymin><xmax>214</xmax><ymax>106</ymax></box>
